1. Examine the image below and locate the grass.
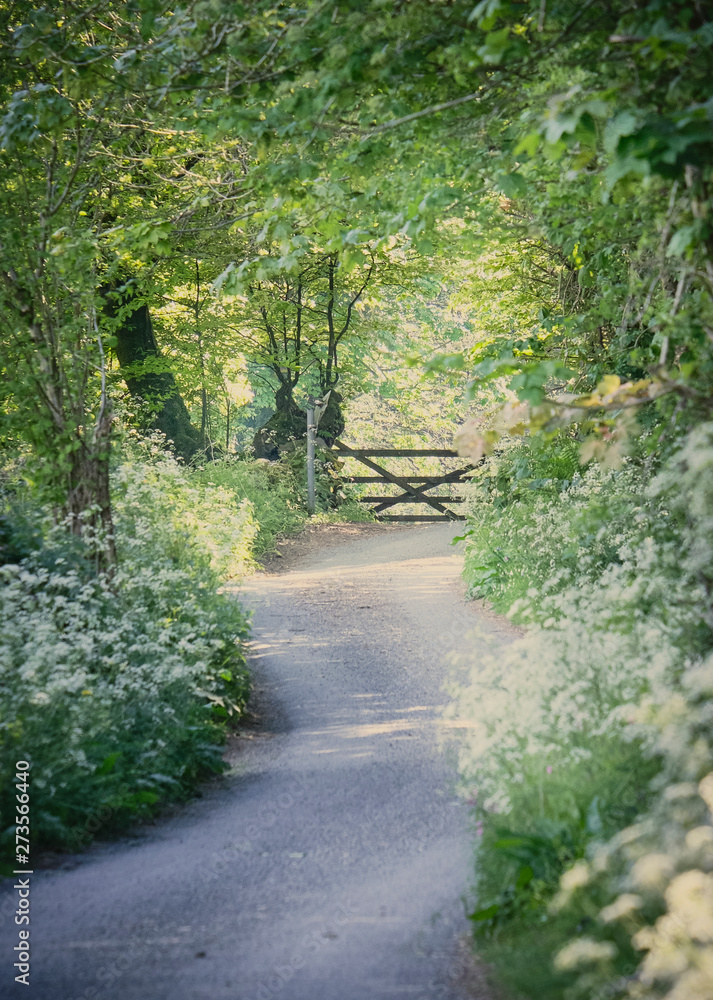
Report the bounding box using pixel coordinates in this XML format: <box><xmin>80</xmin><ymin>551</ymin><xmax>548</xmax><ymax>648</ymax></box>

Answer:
<box><xmin>190</xmin><ymin>453</ymin><xmax>375</xmax><ymax>559</ymax></box>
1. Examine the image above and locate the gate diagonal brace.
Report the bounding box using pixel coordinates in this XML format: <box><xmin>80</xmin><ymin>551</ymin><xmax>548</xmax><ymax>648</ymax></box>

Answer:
<box><xmin>333</xmin><ymin>442</ymin><xmax>461</xmax><ymax>518</ymax></box>
<box><xmin>370</xmin><ymin>467</ymin><xmax>472</xmax><ymax>513</ymax></box>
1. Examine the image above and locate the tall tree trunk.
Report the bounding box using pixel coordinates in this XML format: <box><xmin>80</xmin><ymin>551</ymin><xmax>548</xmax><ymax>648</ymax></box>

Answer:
<box><xmin>194</xmin><ymin>261</ymin><xmax>210</xmax><ymax>440</ymax></box>
<box><xmin>251</xmin><ymin>385</ymin><xmax>344</xmax><ymax>459</ymax></box>
<box><xmin>65</xmin><ymin>415</ymin><xmax>117</xmax><ymax>568</ymax></box>
<box><xmin>251</xmin><ymin>382</ymin><xmax>306</xmax><ymax>459</ymax></box>
<box><xmin>110</xmin><ymin>293</ymin><xmax>206</xmax><ymax>463</ymax></box>
<box><xmin>3</xmin><ymin>298</ymin><xmax>118</xmax><ymax>569</ymax></box>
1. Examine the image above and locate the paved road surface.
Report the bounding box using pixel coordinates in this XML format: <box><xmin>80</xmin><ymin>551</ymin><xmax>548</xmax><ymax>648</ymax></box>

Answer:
<box><xmin>1</xmin><ymin>523</ymin><xmax>511</xmax><ymax>1000</ymax></box>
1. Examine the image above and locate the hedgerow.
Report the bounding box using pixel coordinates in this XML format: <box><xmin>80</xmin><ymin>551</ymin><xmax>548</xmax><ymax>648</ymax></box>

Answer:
<box><xmin>451</xmin><ymin>424</ymin><xmax>713</xmax><ymax>999</ymax></box>
<box><xmin>0</xmin><ymin>440</ymin><xmax>254</xmax><ymax>866</ymax></box>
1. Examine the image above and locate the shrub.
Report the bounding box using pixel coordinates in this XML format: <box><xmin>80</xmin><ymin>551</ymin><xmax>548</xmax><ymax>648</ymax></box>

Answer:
<box><xmin>546</xmin><ymin>425</ymin><xmax>713</xmax><ymax>1000</ymax></box>
<box><xmin>451</xmin><ymin>425</ymin><xmax>713</xmax><ymax>998</ymax></box>
<box><xmin>549</xmin><ymin>655</ymin><xmax>713</xmax><ymax>1000</ymax></box>
<box><xmin>0</xmin><ymin>442</ymin><xmax>252</xmax><ymax>865</ymax></box>
<box><xmin>189</xmin><ymin>447</ymin><xmax>374</xmax><ymax>555</ymax></box>
<box><xmin>189</xmin><ymin>453</ymin><xmax>310</xmax><ymax>556</ymax></box>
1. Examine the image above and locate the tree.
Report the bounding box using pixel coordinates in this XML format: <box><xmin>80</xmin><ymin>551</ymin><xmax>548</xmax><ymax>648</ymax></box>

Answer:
<box><xmin>0</xmin><ymin>1</ymin><xmax>201</xmax><ymax>557</ymax></box>
<box><xmin>209</xmin><ymin>226</ymin><xmax>411</xmax><ymax>456</ymax></box>
<box><xmin>108</xmin><ymin>287</ymin><xmax>208</xmax><ymax>462</ymax></box>
<box><xmin>3</xmin><ymin>0</ymin><xmax>711</xmax><ymax>544</ymax></box>
<box><xmin>211</xmin><ymin>0</ymin><xmax>712</xmax><ymax>461</ymax></box>
<box><xmin>234</xmin><ymin>248</ymin><xmax>372</xmax><ymax>457</ymax></box>
<box><xmin>0</xmin><ymin>0</ymin><xmax>309</xmax><ymax>547</ymax></box>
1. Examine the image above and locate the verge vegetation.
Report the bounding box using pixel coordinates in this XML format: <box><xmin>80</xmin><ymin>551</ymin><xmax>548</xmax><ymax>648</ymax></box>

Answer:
<box><xmin>0</xmin><ymin>437</ymin><xmax>251</xmax><ymax>867</ymax></box>
<box><xmin>450</xmin><ymin>428</ymin><xmax>713</xmax><ymax>998</ymax></box>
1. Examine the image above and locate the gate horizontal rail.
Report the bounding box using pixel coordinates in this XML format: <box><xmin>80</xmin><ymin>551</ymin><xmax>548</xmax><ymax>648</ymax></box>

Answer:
<box><xmin>346</xmin><ymin>476</ymin><xmax>456</xmax><ymax>484</ymax></box>
<box><xmin>376</xmin><ymin>515</ymin><xmax>459</xmax><ymax>522</ymax></box>
<box><xmin>357</xmin><ymin>496</ymin><xmax>466</xmax><ymax>503</ymax></box>
<box><xmin>335</xmin><ymin>447</ymin><xmax>459</xmax><ymax>457</ymax></box>
<box><xmin>332</xmin><ymin>440</ymin><xmax>471</xmax><ymax>522</ymax></box>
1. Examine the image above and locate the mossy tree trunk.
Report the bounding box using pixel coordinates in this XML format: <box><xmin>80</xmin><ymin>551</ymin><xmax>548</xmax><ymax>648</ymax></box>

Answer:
<box><xmin>252</xmin><ymin>386</ymin><xmax>345</xmax><ymax>459</ymax></box>
<box><xmin>111</xmin><ymin>293</ymin><xmax>207</xmax><ymax>463</ymax></box>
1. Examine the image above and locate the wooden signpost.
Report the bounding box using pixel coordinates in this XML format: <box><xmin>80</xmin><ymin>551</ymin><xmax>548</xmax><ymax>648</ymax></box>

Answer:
<box><xmin>306</xmin><ymin>392</ymin><xmax>331</xmax><ymax>515</ymax></box>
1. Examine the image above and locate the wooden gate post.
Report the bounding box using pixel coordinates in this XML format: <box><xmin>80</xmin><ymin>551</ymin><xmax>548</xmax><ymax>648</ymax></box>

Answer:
<box><xmin>306</xmin><ymin>392</ymin><xmax>330</xmax><ymax>516</ymax></box>
<box><xmin>306</xmin><ymin>406</ymin><xmax>316</xmax><ymax>515</ymax></box>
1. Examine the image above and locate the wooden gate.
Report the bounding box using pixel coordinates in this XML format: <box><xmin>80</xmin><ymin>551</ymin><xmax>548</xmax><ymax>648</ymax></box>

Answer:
<box><xmin>332</xmin><ymin>440</ymin><xmax>471</xmax><ymax>522</ymax></box>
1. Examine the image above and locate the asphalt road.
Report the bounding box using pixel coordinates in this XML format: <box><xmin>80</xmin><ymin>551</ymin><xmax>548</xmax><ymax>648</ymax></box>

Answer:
<box><xmin>1</xmin><ymin>523</ymin><xmax>513</xmax><ymax>1000</ymax></box>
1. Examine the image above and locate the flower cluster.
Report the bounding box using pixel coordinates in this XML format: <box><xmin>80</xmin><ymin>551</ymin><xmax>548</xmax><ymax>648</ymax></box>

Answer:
<box><xmin>553</xmin><ymin>657</ymin><xmax>713</xmax><ymax>999</ymax></box>
<box><xmin>0</xmin><ymin>443</ymin><xmax>253</xmax><ymax>856</ymax></box>
<box><xmin>451</xmin><ymin>423</ymin><xmax>713</xmax><ymax>997</ymax></box>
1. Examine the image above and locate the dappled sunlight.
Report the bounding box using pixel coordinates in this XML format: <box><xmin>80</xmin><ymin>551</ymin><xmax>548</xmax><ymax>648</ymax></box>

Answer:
<box><xmin>5</xmin><ymin>3</ymin><xmax>709</xmax><ymax>997</ymax></box>
<box><xmin>246</xmin><ymin>536</ymin><xmax>484</xmax><ymax>772</ymax></box>
<box><xmin>248</xmin><ymin>635</ymin><xmax>335</xmax><ymax>659</ymax></box>
<box><xmin>295</xmin><ymin>697</ymin><xmax>466</xmax><ymax>761</ymax></box>
<box><xmin>249</xmin><ymin>554</ymin><xmax>462</xmax><ymax>594</ymax></box>
<box><xmin>305</xmin><ymin>718</ymin><xmax>424</xmax><ymax>739</ymax></box>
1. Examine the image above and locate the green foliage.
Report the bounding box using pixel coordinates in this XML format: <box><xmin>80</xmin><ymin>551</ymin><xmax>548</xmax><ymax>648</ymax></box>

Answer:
<box><xmin>0</xmin><ymin>427</ymin><xmax>372</xmax><ymax>867</ymax></box>
<box><xmin>0</xmin><ymin>445</ymin><xmax>252</xmax><ymax>865</ymax></box>
<box><xmin>460</xmin><ymin>437</ymin><xmax>644</xmax><ymax>609</ymax></box>
<box><xmin>190</xmin><ymin>455</ymin><xmax>309</xmax><ymax>557</ymax></box>
<box><xmin>188</xmin><ymin>445</ymin><xmax>374</xmax><ymax>557</ymax></box>
<box><xmin>469</xmin><ymin>740</ymin><xmax>658</xmax><ymax>936</ymax></box>
<box><xmin>452</xmin><ymin>421</ymin><xmax>713</xmax><ymax>998</ymax></box>
<box><xmin>2</xmin><ymin>11</ymin><xmax>713</xmax><ymax>998</ymax></box>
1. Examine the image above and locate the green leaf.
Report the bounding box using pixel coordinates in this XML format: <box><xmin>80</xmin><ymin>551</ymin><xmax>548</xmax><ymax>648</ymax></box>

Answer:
<box><xmin>514</xmin><ymin>131</ymin><xmax>541</xmax><ymax>157</ymax></box>
<box><xmin>666</xmin><ymin>225</ymin><xmax>696</xmax><ymax>257</ymax></box>
<box><xmin>603</xmin><ymin>111</ymin><xmax>640</xmax><ymax>155</ymax></box>
<box><xmin>577</xmin><ymin>266</ymin><xmax>596</xmax><ymax>288</ymax></box>
<box><xmin>603</xmin><ymin>155</ymin><xmax>650</xmax><ymax>191</ymax></box>
<box><xmin>495</xmin><ymin>172</ymin><xmax>528</xmax><ymax>199</ymax></box>
<box><xmin>516</xmin><ymin>864</ymin><xmax>534</xmax><ymax>888</ymax></box>
<box><xmin>479</xmin><ymin>27</ymin><xmax>510</xmax><ymax>63</ymax></box>
<box><xmin>468</xmin><ymin>903</ymin><xmax>500</xmax><ymax>922</ymax></box>
<box><xmin>95</xmin><ymin>752</ymin><xmax>122</xmax><ymax>776</ymax></box>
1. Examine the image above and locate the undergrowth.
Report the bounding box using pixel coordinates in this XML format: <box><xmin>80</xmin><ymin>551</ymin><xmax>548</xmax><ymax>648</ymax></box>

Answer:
<box><xmin>0</xmin><ymin>439</ymin><xmax>253</xmax><ymax>869</ymax></box>
<box><xmin>190</xmin><ymin>447</ymin><xmax>373</xmax><ymax>558</ymax></box>
<box><xmin>451</xmin><ymin>426</ymin><xmax>713</xmax><ymax>1000</ymax></box>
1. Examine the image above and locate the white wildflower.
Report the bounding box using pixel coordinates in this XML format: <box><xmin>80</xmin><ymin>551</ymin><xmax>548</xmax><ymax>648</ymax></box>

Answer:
<box><xmin>599</xmin><ymin>893</ymin><xmax>643</xmax><ymax>923</ymax></box>
<box><xmin>554</xmin><ymin>937</ymin><xmax>617</xmax><ymax>971</ymax></box>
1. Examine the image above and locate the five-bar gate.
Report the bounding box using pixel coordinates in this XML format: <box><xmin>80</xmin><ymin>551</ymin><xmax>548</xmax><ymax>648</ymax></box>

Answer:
<box><xmin>332</xmin><ymin>440</ymin><xmax>471</xmax><ymax>522</ymax></box>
